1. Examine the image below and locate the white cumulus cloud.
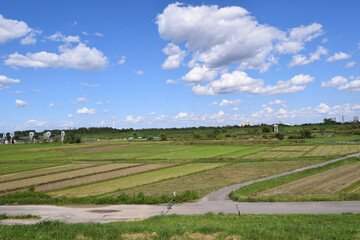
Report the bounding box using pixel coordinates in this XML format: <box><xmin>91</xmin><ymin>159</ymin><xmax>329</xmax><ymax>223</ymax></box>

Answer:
<box><xmin>5</xmin><ymin>43</ymin><xmax>108</xmax><ymax>71</ymax></box>
<box><xmin>345</xmin><ymin>61</ymin><xmax>356</xmax><ymax>68</ymax></box>
<box><xmin>0</xmin><ymin>75</ymin><xmax>20</xmax><ymax>90</ymax></box>
<box><xmin>0</xmin><ymin>14</ymin><xmax>32</xmax><ymax>44</ymax></box>
<box><xmin>192</xmin><ymin>71</ymin><xmax>314</xmax><ymax>96</ymax></box>
<box><xmin>15</xmin><ymin>100</ymin><xmax>29</xmax><ymax>107</ymax></box>
<box><xmin>326</xmin><ymin>52</ymin><xmax>351</xmax><ymax>62</ymax></box>
<box><xmin>161</xmin><ymin>43</ymin><xmax>186</xmax><ymax>69</ymax></box>
<box><xmin>321</xmin><ymin>76</ymin><xmax>347</xmax><ymax>88</ymax></box>
<box><xmin>219</xmin><ymin>99</ymin><xmax>244</xmax><ymax>106</ymax></box>
<box><xmin>289</xmin><ymin>46</ymin><xmax>328</xmax><ymax>67</ymax></box>
<box><xmin>77</xmin><ymin>107</ymin><xmax>96</xmax><ymax>115</ymax></box>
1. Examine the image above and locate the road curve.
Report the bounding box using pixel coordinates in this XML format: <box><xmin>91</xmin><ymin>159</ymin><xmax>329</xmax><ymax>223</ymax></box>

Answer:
<box><xmin>1</xmin><ymin>153</ymin><xmax>360</xmax><ymax>225</ymax></box>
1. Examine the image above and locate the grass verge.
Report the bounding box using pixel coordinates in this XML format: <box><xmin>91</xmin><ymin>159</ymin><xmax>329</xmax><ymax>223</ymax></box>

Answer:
<box><xmin>0</xmin><ymin>190</ymin><xmax>198</xmax><ymax>205</ymax></box>
<box><xmin>0</xmin><ymin>214</ymin><xmax>359</xmax><ymax>239</ymax></box>
<box><xmin>0</xmin><ymin>214</ymin><xmax>40</xmax><ymax>220</ymax></box>
<box><xmin>230</xmin><ymin>157</ymin><xmax>360</xmax><ymax>202</ymax></box>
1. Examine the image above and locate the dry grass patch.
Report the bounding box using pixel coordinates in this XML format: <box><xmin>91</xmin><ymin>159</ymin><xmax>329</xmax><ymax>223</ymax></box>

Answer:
<box><xmin>0</xmin><ymin>163</ymin><xmax>139</xmax><ymax>192</ymax></box>
<box><xmin>256</xmin><ymin>162</ymin><xmax>360</xmax><ymax>196</ymax></box>
<box><xmin>306</xmin><ymin>145</ymin><xmax>360</xmax><ymax>156</ymax></box>
<box><xmin>269</xmin><ymin>146</ymin><xmax>315</xmax><ymax>152</ymax></box>
<box><xmin>36</xmin><ymin>163</ymin><xmax>176</xmax><ymax>192</ymax></box>
<box><xmin>244</xmin><ymin>151</ymin><xmax>304</xmax><ymax>159</ymax></box>
<box><xmin>51</xmin><ymin>163</ymin><xmax>224</xmax><ymax>197</ymax></box>
<box><xmin>0</xmin><ymin>163</ymin><xmax>102</xmax><ymax>183</ymax></box>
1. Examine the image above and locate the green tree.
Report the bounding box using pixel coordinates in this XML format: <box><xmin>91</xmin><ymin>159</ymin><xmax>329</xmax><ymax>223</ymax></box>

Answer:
<box><xmin>299</xmin><ymin>128</ymin><xmax>312</xmax><ymax>138</ymax></box>
<box><xmin>64</xmin><ymin>132</ymin><xmax>81</xmax><ymax>144</ymax></box>
<box><xmin>160</xmin><ymin>133</ymin><xmax>167</xmax><ymax>141</ymax></box>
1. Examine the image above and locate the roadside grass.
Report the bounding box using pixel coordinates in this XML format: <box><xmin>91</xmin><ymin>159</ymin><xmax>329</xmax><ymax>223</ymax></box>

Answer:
<box><xmin>0</xmin><ymin>214</ymin><xmax>359</xmax><ymax>240</ymax></box>
<box><xmin>0</xmin><ymin>214</ymin><xmax>40</xmax><ymax>220</ymax></box>
<box><xmin>50</xmin><ymin>163</ymin><xmax>225</xmax><ymax>198</ymax></box>
<box><xmin>230</xmin><ymin>157</ymin><xmax>360</xmax><ymax>202</ymax></box>
<box><xmin>120</xmin><ymin>160</ymin><xmax>325</xmax><ymax>198</ymax></box>
<box><xmin>0</xmin><ymin>189</ymin><xmax>199</xmax><ymax>205</ymax></box>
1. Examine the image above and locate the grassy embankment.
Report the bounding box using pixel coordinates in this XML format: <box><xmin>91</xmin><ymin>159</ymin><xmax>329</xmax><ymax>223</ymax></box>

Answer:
<box><xmin>0</xmin><ymin>214</ymin><xmax>359</xmax><ymax>240</ymax></box>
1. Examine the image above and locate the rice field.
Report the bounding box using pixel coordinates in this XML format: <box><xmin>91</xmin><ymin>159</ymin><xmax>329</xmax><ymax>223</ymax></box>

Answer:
<box><xmin>0</xmin><ymin>163</ymin><xmax>102</xmax><ymax>183</ymax></box>
<box><xmin>140</xmin><ymin>146</ymin><xmax>253</xmax><ymax>159</ymax></box>
<box><xmin>269</xmin><ymin>146</ymin><xmax>316</xmax><ymax>152</ymax></box>
<box><xmin>121</xmin><ymin>159</ymin><xmax>324</xmax><ymax>197</ymax></box>
<box><xmin>35</xmin><ymin>163</ymin><xmax>177</xmax><ymax>192</ymax></box>
<box><xmin>256</xmin><ymin>162</ymin><xmax>360</xmax><ymax>196</ymax></box>
<box><xmin>0</xmin><ymin>163</ymin><xmax>139</xmax><ymax>192</ymax></box>
<box><xmin>306</xmin><ymin>145</ymin><xmax>360</xmax><ymax>156</ymax></box>
<box><xmin>244</xmin><ymin>151</ymin><xmax>304</xmax><ymax>159</ymax></box>
<box><xmin>50</xmin><ymin>163</ymin><xmax>225</xmax><ymax>197</ymax></box>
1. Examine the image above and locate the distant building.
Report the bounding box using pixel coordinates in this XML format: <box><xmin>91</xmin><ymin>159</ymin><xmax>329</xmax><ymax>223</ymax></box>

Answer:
<box><xmin>330</xmin><ymin>117</ymin><xmax>337</xmax><ymax>122</ymax></box>
<box><xmin>342</xmin><ymin>115</ymin><xmax>345</xmax><ymax>123</ymax></box>
<box><xmin>238</xmin><ymin>121</ymin><xmax>252</xmax><ymax>127</ymax></box>
<box><xmin>273</xmin><ymin>124</ymin><xmax>279</xmax><ymax>133</ymax></box>
<box><xmin>354</xmin><ymin>116</ymin><xmax>359</xmax><ymax>122</ymax></box>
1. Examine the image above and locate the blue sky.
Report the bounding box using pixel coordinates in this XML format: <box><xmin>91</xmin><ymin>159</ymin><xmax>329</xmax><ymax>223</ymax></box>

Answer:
<box><xmin>0</xmin><ymin>0</ymin><xmax>359</xmax><ymax>132</ymax></box>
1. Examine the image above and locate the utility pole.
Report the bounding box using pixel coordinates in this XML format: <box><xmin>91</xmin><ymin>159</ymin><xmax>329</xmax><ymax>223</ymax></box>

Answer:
<box><xmin>112</xmin><ymin>112</ymin><xmax>115</xmax><ymax>129</ymax></box>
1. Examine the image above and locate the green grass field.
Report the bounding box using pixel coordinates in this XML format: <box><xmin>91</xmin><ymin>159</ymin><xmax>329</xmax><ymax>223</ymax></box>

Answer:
<box><xmin>0</xmin><ymin>214</ymin><xmax>359</xmax><ymax>240</ymax></box>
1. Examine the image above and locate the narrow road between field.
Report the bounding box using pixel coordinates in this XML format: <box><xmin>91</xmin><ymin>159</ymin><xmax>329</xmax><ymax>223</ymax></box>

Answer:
<box><xmin>1</xmin><ymin>153</ymin><xmax>360</xmax><ymax>225</ymax></box>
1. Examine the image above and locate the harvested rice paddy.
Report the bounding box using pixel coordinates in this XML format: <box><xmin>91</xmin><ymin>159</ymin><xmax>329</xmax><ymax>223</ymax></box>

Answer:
<box><xmin>50</xmin><ymin>163</ymin><xmax>225</xmax><ymax>197</ymax></box>
<box><xmin>36</xmin><ymin>163</ymin><xmax>177</xmax><ymax>192</ymax></box>
<box><xmin>256</xmin><ymin>162</ymin><xmax>360</xmax><ymax>196</ymax></box>
<box><xmin>0</xmin><ymin>163</ymin><xmax>139</xmax><ymax>192</ymax></box>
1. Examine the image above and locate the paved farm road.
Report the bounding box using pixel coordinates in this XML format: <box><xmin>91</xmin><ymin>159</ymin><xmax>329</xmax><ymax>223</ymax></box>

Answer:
<box><xmin>1</xmin><ymin>153</ymin><xmax>360</xmax><ymax>225</ymax></box>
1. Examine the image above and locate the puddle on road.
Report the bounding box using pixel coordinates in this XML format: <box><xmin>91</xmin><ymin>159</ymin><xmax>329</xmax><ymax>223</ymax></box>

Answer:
<box><xmin>87</xmin><ymin>209</ymin><xmax>122</xmax><ymax>213</ymax></box>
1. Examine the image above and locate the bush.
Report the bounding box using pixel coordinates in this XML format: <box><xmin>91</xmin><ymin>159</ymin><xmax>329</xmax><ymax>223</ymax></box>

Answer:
<box><xmin>275</xmin><ymin>132</ymin><xmax>284</xmax><ymax>140</ymax></box>
<box><xmin>63</xmin><ymin>132</ymin><xmax>81</xmax><ymax>144</ymax></box>
<box><xmin>160</xmin><ymin>133</ymin><xmax>167</xmax><ymax>141</ymax></box>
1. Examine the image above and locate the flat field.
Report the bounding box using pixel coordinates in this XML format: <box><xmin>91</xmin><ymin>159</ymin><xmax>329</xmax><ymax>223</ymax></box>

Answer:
<box><xmin>0</xmin><ymin>141</ymin><xmax>359</xmax><ymax>203</ymax></box>
<box><xmin>256</xmin><ymin>162</ymin><xmax>360</xmax><ymax>196</ymax></box>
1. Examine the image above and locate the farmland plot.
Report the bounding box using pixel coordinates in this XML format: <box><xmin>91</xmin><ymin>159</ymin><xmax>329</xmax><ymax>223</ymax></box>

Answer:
<box><xmin>121</xmin><ymin>160</ymin><xmax>324</xmax><ymax>197</ymax></box>
<box><xmin>244</xmin><ymin>151</ymin><xmax>304</xmax><ymax>159</ymax></box>
<box><xmin>256</xmin><ymin>162</ymin><xmax>360</xmax><ymax>196</ymax></box>
<box><xmin>36</xmin><ymin>163</ymin><xmax>177</xmax><ymax>192</ymax></box>
<box><xmin>0</xmin><ymin>163</ymin><xmax>139</xmax><ymax>192</ymax></box>
<box><xmin>306</xmin><ymin>145</ymin><xmax>360</xmax><ymax>156</ymax></box>
<box><xmin>269</xmin><ymin>146</ymin><xmax>315</xmax><ymax>152</ymax></box>
<box><xmin>51</xmin><ymin>163</ymin><xmax>225</xmax><ymax>197</ymax></box>
<box><xmin>141</xmin><ymin>146</ymin><xmax>247</xmax><ymax>159</ymax></box>
<box><xmin>0</xmin><ymin>163</ymin><xmax>102</xmax><ymax>183</ymax></box>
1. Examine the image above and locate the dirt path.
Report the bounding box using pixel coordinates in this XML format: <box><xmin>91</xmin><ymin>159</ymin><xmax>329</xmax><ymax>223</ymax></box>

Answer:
<box><xmin>1</xmin><ymin>153</ymin><xmax>359</xmax><ymax>225</ymax></box>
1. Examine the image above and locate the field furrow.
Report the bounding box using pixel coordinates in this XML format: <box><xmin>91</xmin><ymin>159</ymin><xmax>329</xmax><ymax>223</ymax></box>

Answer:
<box><xmin>0</xmin><ymin>163</ymin><xmax>139</xmax><ymax>192</ymax></box>
<box><xmin>36</xmin><ymin>163</ymin><xmax>177</xmax><ymax>192</ymax></box>
<box><xmin>0</xmin><ymin>163</ymin><xmax>104</xmax><ymax>183</ymax></box>
<box><xmin>256</xmin><ymin>162</ymin><xmax>360</xmax><ymax>196</ymax></box>
<box><xmin>50</xmin><ymin>163</ymin><xmax>225</xmax><ymax>197</ymax></box>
